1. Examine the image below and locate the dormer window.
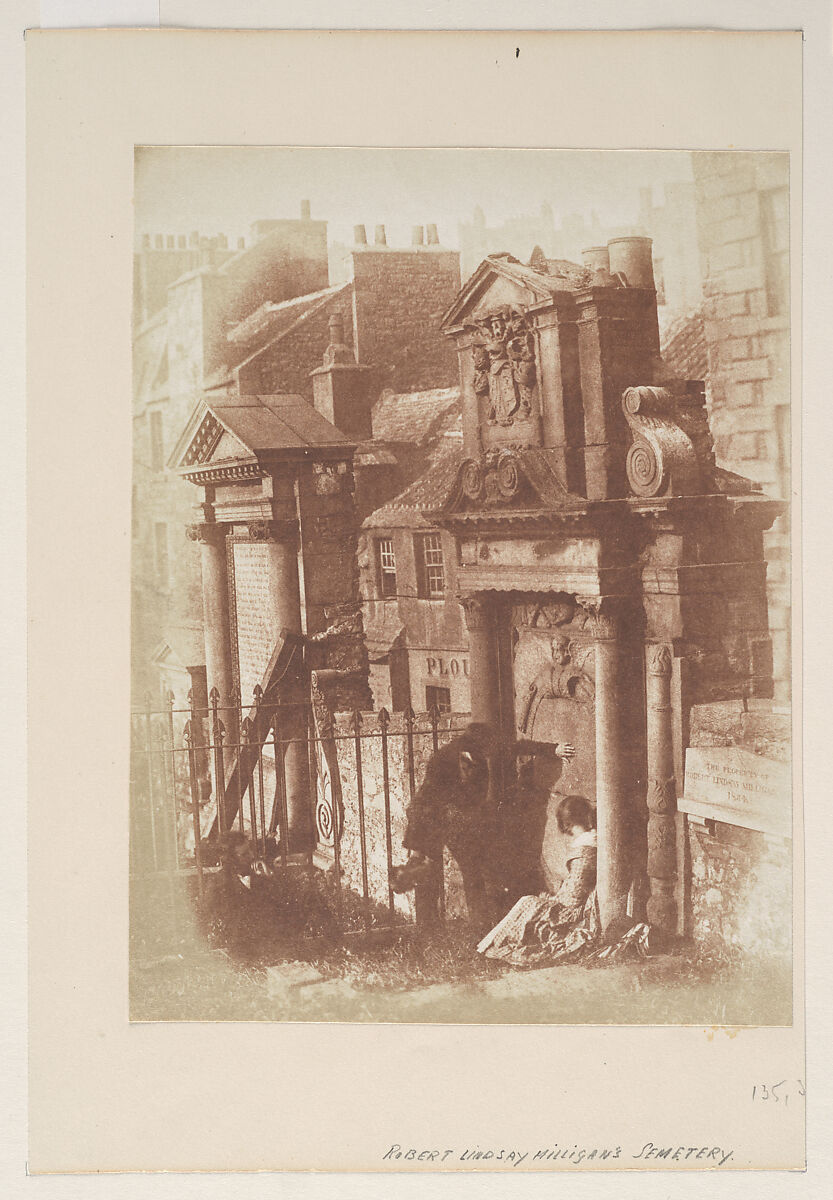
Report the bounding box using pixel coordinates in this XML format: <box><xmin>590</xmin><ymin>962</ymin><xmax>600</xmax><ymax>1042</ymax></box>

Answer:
<box><xmin>377</xmin><ymin>538</ymin><xmax>397</xmax><ymax>598</ymax></box>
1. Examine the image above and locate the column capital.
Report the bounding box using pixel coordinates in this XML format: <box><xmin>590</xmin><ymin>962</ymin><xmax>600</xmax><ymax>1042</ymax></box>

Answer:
<box><xmin>458</xmin><ymin>593</ymin><xmax>495</xmax><ymax>632</ymax></box>
<box><xmin>247</xmin><ymin>518</ymin><xmax>299</xmax><ymax>543</ymax></box>
<box><xmin>646</xmin><ymin>642</ymin><xmax>673</xmax><ymax>676</ymax></box>
<box><xmin>576</xmin><ymin>596</ymin><xmax>619</xmax><ymax>640</ymax></box>
<box><xmin>186</xmin><ymin>521</ymin><xmax>226</xmax><ymax>547</ymax></box>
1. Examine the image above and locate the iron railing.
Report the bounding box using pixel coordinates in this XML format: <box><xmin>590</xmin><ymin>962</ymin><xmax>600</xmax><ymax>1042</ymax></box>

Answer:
<box><xmin>130</xmin><ymin>689</ymin><xmax>467</xmax><ymax>947</ymax></box>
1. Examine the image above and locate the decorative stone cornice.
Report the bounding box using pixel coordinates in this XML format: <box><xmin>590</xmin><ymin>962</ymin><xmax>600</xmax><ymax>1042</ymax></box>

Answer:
<box><xmin>182</xmin><ymin>462</ymin><xmax>264</xmax><ymax>485</ymax></box>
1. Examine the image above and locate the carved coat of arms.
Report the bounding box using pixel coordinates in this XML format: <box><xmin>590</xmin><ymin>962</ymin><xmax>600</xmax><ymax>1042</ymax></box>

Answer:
<box><xmin>469</xmin><ymin>307</ymin><xmax>537</xmax><ymax>427</ymax></box>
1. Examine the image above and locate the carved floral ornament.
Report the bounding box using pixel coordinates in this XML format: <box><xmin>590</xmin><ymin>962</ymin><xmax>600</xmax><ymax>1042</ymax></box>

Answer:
<box><xmin>467</xmin><ymin>306</ymin><xmax>538</xmax><ymax>428</ymax></box>
<box><xmin>647</xmin><ymin>642</ymin><xmax>673</xmax><ymax>676</ymax></box>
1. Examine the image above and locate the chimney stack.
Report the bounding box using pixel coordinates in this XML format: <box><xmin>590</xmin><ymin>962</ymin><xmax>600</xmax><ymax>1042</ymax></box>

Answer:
<box><xmin>426</xmin><ymin>223</ymin><xmax>439</xmax><ymax>245</ymax></box>
<box><xmin>190</xmin><ymin>231</ymin><xmax>199</xmax><ymax>248</ymax></box>
<box><xmin>310</xmin><ymin>311</ymin><xmax>373</xmax><ymax>440</ymax></box>
<box><xmin>177</xmin><ymin>235</ymin><xmax>186</xmax><ymax>249</ymax></box>
<box><xmin>142</xmin><ymin>233</ymin><xmax>151</xmax><ymax>249</ymax></box>
<box><xmin>155</xmin><ymin>234</ymin><xmax>164</xmax><ymax>249</ymax></box>
<box><xmin>237</xmin><ymin>236</ymin><xmax>245</xmax><ymax>250</ymax></box>
<box><xmin>374</xmin><ymin>224</ymin><xmax>387</xmax><ymax>246</ymax></box>
<box><xmin>354</xmin><ymin>224</ymin><xmax>368</xmax><ymax>245</ymax></box>
<box><xmin>217</xmin><ymin>233</ymin><xmax>228</xmax><ymax>249</ymax></box>
<box><xmin>411</xmin><ymin>225</ymin><xmax>425</xmax><ymax>246</ymax></box>
<box><xmin>300</xmin><ymin>198</ymin><xmax>311</xmax><ymax>220</ymax></box>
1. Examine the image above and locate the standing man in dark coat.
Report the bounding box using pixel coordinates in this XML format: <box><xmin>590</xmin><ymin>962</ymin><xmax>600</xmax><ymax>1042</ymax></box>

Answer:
<box><xmin>391</xmin><ymin>723</ymin><xmax>574</xmax><ymax>931</ymax></box>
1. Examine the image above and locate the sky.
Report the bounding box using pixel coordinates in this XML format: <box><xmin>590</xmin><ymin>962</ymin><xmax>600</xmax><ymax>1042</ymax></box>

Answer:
<box><xmin>134</xmin><ymin>146</ymin><xmax>696</xmax><ymax>250</ymax></box>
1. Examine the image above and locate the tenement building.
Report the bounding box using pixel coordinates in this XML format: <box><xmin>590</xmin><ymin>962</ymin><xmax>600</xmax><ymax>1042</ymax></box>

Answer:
<box><xmin>133</xmin><ymin>207</ymin><xmax>461</xmax><ymax>706</ymax></box>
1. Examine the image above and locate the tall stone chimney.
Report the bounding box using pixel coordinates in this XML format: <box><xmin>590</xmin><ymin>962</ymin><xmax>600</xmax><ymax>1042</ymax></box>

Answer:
<box><xmin>309</xmin><ymin>312</ymin><xmax>375</xmax><ymax>440</ymax></box>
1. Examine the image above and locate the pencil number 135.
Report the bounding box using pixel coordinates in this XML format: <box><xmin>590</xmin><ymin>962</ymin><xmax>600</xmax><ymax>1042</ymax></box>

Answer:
<box><xmin>751</xmin><ymin>1080</ymin><xmax>805</xmax><ymax>1106</ymax></box>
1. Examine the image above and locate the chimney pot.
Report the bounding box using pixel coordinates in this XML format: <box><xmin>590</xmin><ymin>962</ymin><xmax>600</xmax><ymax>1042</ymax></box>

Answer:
<box><xmin>607</xmin><ymin>235</ymin><xmax>655</xmax><ymax>289</ymax></box>
<box><xmin>411</xmin><ymin>225</ymin><xmax>425</xmax><ymax>246</ymax></box>
<box><xmin>426</xmin><ymin>223</ymin><xmax>439</xmax><ymax>245</ymax></box>
<box><xmin>300</xmin><ymin>199</ymin><xmax>311</xmax><ymax>220</ymax></box>
<box><xmin>353</xmin><ymin>223</ymin><xmax>368</xmax><ymax>245</ymax></box>
<box><xmin>581</xmin><ymin>245</ymin><xmax>611</xmax><ymax>276</ymax></box>
<box><xmin>374</xmin><ymin>224</ymin><xmax>387</xmax><ymax>246</ymax></box>
<box><xmin>328</xmin><ymin>312</ymin><xmax>345</xmax><ymax>345</ymax></box>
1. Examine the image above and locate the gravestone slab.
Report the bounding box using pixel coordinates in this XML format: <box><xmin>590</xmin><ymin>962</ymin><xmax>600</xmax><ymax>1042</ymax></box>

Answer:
<box><xmin>680</xmin><ymin>746</ymin><xmax>791</xmax><ymax>837</ymax></box>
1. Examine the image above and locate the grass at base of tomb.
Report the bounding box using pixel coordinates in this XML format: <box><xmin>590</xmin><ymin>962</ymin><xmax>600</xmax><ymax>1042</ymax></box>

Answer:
<box><xmin>129</xmin><ymin>871</ymin><xmax>793</xmax><ymax>1025</ymax></box>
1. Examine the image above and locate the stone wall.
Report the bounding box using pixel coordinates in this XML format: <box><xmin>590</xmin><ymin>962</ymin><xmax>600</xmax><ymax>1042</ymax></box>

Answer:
<box><xmin>692</xmin><ymin>152</ymin><xmax>790</xmax><ymax>700</ymax></box>
<box><xmin>350</xmin><ymin>247</ymin><xmax>461</xmax><ymax>392</ymax></box>
<box><xmin>330</xmin><ymin>711</ymin><xmax>470</xmax><ymax>919</ymax></box>
<box><xmin>683</xmin><ymin>699</ymin><xmax>791</xmax><ymax>959</ymax></box>
<box><xmin>241</xmin><ymin>292</ymin><xmax>356</xmax><ymax>400</ymax></box>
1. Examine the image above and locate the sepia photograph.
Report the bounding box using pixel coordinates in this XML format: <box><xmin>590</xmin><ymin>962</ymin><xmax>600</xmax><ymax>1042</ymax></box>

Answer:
<box><xmin>129</xmin><ymin>145</ymin><xmax>793</xmax><ymax>1026</ymax></box>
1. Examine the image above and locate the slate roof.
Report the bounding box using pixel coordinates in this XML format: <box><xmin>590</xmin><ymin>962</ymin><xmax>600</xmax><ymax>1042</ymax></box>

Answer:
<box><xmin>169</xmin><ymin>393</ymin><xmax>353</xmax><ymax>470</ymax></box>
<box><xmin>204</xmin><ymin>281</ymin><xmax>352</xmax><ymax>389</ymax></box>
<box><xmin>208</xmin><ymin>394</ymin><xmax>352</xmax><ymax>452</ymax></box>
<box><xmin>369</xmin><ymin>387</ymin><xmax>461</xmax><ymax>445</ymax></box>
<box><xmin>363</xmin><ymin>436</ymin><xmax>463</xmax><ymax>528</ymax></box>
<box><xmin>660</xmin><ymin>310</ymin><xmax>709</xmax><ymax>382</ymax></box>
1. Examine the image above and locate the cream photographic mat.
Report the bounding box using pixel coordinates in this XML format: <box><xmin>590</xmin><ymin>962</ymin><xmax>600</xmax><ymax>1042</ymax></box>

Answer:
<box><xmin>27</xmin><ymin>29</ymin><xmax>803</xmax><ymax>1173</ymax></box>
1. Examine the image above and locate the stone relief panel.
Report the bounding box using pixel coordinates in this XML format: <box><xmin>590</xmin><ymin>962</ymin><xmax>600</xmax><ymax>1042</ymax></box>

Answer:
<box><xmin>510</xmin><ymin>594</ymin><xmax>597</xmax><ymax>888</ymax></box>
<box><xmin>468</xmin><ymin>307</ymin><xmax>538</xmax><ymax>428</ymax></box>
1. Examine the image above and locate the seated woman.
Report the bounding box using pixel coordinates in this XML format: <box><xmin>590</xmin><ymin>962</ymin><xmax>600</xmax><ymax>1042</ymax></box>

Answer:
<box><xmin>476</xmin><ymin>794</ymin><xmax>598</xmax><ymax>965</ymax></box>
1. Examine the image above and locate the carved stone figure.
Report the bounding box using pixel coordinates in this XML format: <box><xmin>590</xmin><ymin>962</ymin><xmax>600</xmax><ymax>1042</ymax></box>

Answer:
<box><xmin>469</xmin><ymin>307</ymin><xmax>537</xmax><ymax>426</ymax></box>
<box><xmin>520</xmin><ymin>632</ymin><xmax>595</xmax><ymax>733</ymax></box>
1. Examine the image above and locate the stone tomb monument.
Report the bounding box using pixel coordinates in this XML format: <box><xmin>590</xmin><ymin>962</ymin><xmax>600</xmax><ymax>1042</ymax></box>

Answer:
<box><xmin>437</xmin><ymin>240</ymin><xmax>783</xmax><ymax>932</ymax></box>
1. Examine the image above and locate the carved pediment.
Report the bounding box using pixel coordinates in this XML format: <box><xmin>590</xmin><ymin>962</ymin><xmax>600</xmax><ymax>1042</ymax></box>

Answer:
<box><xmin>441</xmin><ymin>255</ymin><xmax>562</xmax><ymax>334</ymax></box>
<box><xmin>441</xmin><ymin>446</ymin><xmax>574</xmax><ymax>516</ymax></box>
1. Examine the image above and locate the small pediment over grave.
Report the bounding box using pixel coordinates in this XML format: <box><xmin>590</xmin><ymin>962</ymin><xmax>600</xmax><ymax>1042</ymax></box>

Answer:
<box><xmin>169</xmin><ymin>394</ymin><xmax>354</xmax><ymax>480</ymax></box>
<box><xmin>440</xmin><ymin>253</ymin><xmax>589</xmax><ymax>334</ymax></box>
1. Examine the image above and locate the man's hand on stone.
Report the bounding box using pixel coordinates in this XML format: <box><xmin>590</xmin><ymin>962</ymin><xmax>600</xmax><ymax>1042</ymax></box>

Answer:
<box><xmin>556</xmin><ymin>742</ymin><xmax>576</xmax><ymax>760</ymax></box>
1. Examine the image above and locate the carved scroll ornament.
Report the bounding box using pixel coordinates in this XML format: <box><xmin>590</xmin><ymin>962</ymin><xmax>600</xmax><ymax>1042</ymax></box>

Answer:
<box><xmin>622</xmin><ymin>386</ymin><xmax>702</xmax><ymax>498</ymax></box>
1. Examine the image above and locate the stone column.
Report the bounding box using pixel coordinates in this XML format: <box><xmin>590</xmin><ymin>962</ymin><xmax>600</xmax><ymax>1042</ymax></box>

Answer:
<box><xmin>460</xmin><ymin>594</ymin><xmax>501</xmax><ymax>730</ymax></box>
<box><xmin>586</xmin><ymin>601</ymin><xmax>631</xmax><ymax>932</ymax></box>
<box><xmin>251</xmin><ymin>519</ymin><xmax>313</xmax><ymax>853</ymax></box>
<box><xmin>644</xmin><ymin>642</ymin><xmax>678</xmax><ymax>930</ymax></box>
<box><xmin>187</xmin><ymin>521</ymin><xmax>234</xmax><ymax>715</ymax></box>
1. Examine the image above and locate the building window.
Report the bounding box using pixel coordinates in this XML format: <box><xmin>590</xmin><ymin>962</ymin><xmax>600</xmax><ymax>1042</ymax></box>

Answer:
<box><xmin>154</xmin><ymin>522</ymin><xmax>169</xmax><ymax>589</ymax></box>
<box><xmin>418</xmin><ymin>533</ymin><xmax>446</xmax><ymax>599</ymax></box>
<box><xmin>149</xmin><ymin>409</ymin><xmax>165</xmax><ymax>472</ymax></box>
<box><xmin>761</xmin><ymin>187</ymin><xmax>789</xmax><ymax>317</ymax></box>
<box><xmin>377</xmin><ymin>537</ymin><xmax>397</xmax><ymax>598</ymax></box>
<box><xmin>426</xmin><ymin>685</ymin><xmax>451</xmax><ymax>714</ymax></box>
